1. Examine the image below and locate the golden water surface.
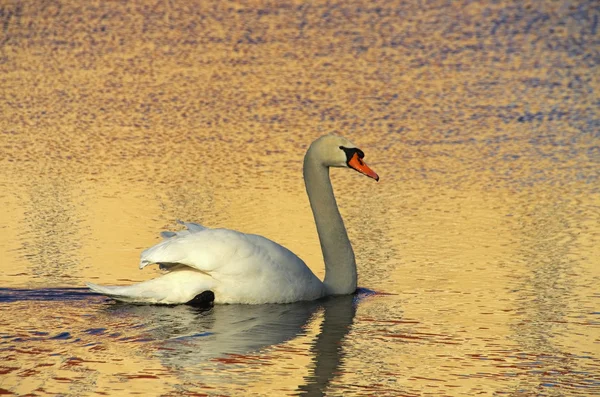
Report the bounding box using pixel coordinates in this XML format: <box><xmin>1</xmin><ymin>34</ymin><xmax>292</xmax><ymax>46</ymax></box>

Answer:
<box><xmin>1</xmin><ymin>0</ymin><xmax>599</xmax><ymax>396</ymax></box>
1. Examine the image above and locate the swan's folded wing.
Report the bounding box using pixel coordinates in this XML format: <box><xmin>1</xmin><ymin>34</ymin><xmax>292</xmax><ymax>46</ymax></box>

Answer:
<box><xmin>179</xmin><ymin>221</ymin><xmax>206</xmax><ymax>233</ymax></box>
<box><xmin>159</xmin><ymin>221</ymin><xmax>207</xmax><ymax>239</ymax></box>
<box><xmin>140</xmin><ymin>228</ymin><xmax>256</xmax><ymax>274</ymax></box>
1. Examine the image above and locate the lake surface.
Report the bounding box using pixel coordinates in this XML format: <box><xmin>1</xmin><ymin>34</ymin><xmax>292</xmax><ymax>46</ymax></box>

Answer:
<box><xmin>1</xmin><ymin>0</ymin><xmax>599</xmax><ymax>395</ymax></box>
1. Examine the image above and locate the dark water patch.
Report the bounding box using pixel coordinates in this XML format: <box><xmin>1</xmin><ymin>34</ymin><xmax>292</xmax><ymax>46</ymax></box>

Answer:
<box><xmin>84</xmin><ymin>328</ymin><xmax>106</xmax><ymax>335</ymax></box>
<box><xmin>169</xmin><ymin>331</ymin><xmax>214</xmax><ymax>341</ymax></box>
<box><xmin>0</xmin><ymin>288</ymin><xmax>100</xmax><ymax>303</ymax></box>
<box><xmin>355</xmin><ymin>287</ymin><xmax>387</xmax><ymax>299</ymax></box>
<box><xmin>50</xmin><ymin>332</ymin><xmax>72</xmax><ymax>340</ymax></box>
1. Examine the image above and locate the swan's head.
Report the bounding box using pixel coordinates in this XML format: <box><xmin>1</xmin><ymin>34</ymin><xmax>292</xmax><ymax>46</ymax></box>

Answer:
<box><xmin>309</xmin><ymin>134</ymin><xmax>379</xmax><ymax>181</ymax></box>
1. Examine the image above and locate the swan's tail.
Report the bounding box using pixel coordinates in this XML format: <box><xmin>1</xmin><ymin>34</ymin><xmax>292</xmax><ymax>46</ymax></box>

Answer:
<box><xmin>86</xmin><ymin>268</ymin><xmax>215</xmax><ymax>305</ymax></box>
<box><xmin>86</xmin><ymin>282</ymin><xmax>149</xmax><ymax>303</ymax></box>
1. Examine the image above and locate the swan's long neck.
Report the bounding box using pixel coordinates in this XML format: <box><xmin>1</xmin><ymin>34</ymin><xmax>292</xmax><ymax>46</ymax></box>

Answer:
<box><xmin>303</xmin><ymin>148</ymin><xmax>357</xmax><ymax>295</ymax></box>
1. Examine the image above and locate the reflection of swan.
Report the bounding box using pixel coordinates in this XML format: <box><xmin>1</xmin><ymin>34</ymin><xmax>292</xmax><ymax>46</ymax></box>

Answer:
<box><xmin>88</xmin><ymin>135</ymin><xmax>379</xmax><ymax>304</ymax></box>
<box><xmin>297</xmin><ymin>294</ymin><xmax>357</xmax><ymax>396</ymax></box>
<box><xmin>105</xmin><ymin>299</ymin><xmax>321</xmax><ymax>363</ymax></box>
<box><xmin>104</xmin><ymin>292</ymin><xmax>361</xmax><ymax>392</ymax></box>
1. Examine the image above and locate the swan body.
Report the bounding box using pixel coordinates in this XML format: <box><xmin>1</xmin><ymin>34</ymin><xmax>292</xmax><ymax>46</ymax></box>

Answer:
<box><xmin>89</xmin><ymin>225</ymin><xmax>325</xmax><ymax>304</ymax></box>
<box><xmin>87</xmin><ymin>135</ymin><xmax>379</xmax><ymax>304</ymax></box>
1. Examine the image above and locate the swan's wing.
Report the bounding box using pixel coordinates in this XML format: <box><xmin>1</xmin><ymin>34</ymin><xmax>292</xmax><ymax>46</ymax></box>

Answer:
<box><xmin>141</xmin><ymin>228</ymin><xmax>270</xmax><ymax>274</ymax></box>
<box><xmin>159</xmin><ymin>220</ymin><xmax>207</xmax><ymax>239</ymax></box>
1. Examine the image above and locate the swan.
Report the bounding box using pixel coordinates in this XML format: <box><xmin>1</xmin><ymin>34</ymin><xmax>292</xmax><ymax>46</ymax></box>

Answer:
<box><xmin>87</xmin><ymin>134</ymin><xmax>379</xmax><ymax>304</ymax></box>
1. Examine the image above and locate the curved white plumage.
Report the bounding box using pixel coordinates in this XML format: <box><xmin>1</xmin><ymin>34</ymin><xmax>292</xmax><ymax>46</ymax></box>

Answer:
<box><xmin>87</xmin><ymin>135</ymin><xmax>379</xmax><ymax>305</ymax></box>
<box><xmin>88</xmin><ymin>222</ymin><xmax>325</xmax><ymax>304</ymax></box>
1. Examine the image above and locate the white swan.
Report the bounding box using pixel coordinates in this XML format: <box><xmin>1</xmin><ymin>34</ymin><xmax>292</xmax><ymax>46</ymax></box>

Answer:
<box><xmin>87</xmin><ymin>134</ymin><xmax>379</xmax><ymax>304</ymax></box>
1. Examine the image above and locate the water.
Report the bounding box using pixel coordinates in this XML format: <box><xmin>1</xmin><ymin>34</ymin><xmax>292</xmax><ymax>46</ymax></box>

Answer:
<box><xmin>1</xmin><ymin>0</ymin><xmax>599</xmax><ymax>395</ymax></box>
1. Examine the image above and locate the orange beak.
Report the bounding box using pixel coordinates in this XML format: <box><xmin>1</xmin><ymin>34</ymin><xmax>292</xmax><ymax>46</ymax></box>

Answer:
<box><xmin>348</xmin><ymin>152</ymin><xmax>379</xmax><ymax>181</ymax></box>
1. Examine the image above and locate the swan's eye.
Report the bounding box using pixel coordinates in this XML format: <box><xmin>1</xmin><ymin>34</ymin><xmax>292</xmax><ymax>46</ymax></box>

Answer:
<box><xmin>340</xmin><ymin>146</ymin><xmax>365</xmax><ymax>164</ymax></box>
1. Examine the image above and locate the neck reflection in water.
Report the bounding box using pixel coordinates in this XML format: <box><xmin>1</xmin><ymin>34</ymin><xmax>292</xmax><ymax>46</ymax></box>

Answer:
<box><xmin>101</xmin><ymin>291</ymin><xmax>363</xmax><ymax>393</ymax></box>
